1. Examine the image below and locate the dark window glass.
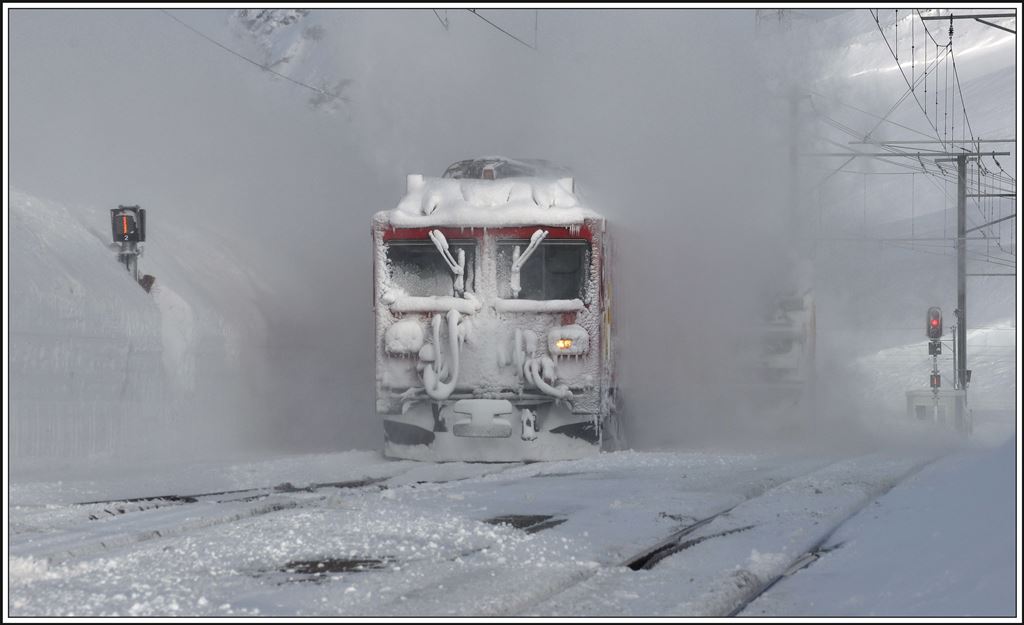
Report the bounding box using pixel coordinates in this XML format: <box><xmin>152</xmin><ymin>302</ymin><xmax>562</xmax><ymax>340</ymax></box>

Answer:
<box><xmin>386</xmin><ymin>241</ymin><xmax>475</xmax><ymax>296</ymax></box>
<box><xmin>497</xmin><ymin>240</ymin><xmax>589</xmax><ymax>300</ymax></box>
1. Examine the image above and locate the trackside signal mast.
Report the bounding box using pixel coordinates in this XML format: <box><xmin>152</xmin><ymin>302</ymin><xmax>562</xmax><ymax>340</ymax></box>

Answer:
<box><xmin>110</xmin><ymin>205</ymin><xmax>146</xmax><ymax>281</ymax></box>
<box><xmin>926</xmin><ymin>307</ymin><xmax>942</xmax><ymax>421</ymax></box>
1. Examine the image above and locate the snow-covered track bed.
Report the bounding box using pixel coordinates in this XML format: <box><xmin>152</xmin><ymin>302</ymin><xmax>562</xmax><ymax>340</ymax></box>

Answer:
<box><xmin>530</xmin><ymin>452</ymin><xmax>939</xmax><ymax>616</ymax></box>
<box><xmin>8</xmin><ymin>462</ymin><xmax>521</xmax><ymax>567</ymax></box>
<box><xmin>8</xmin><ymin>450</ymin><xmax>941</xmax><ymax>616</ymax></box>
<box><xmin>283</xmin><ymin>451</ymin><xmax>845</xmax><ymax>616</ymax></box>
<box><xmin>12</xmin><ymin>492</ymin><xmax>347</xmax><ymax>565</ymax></box>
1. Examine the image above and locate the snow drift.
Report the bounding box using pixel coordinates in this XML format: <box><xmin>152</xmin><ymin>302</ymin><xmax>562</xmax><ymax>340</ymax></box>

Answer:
<box><xmin>8</xmin><ymin>189</ymin><xmax>276</xmax><ymax>472</ymax></box>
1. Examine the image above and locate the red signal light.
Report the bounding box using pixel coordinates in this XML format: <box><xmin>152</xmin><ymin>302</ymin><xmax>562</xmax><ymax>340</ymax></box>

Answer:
<box><xmin>927</xmin><ymin>307</ymin><xmax>943</xmax><ymax>339</ymax></box>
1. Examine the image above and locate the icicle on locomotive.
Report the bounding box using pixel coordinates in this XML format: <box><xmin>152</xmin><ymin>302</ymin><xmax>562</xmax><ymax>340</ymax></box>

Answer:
<box><xmin>373</xmin><ymin>158</ymin><xmax>621</xmax><ymax>462</ymax></box>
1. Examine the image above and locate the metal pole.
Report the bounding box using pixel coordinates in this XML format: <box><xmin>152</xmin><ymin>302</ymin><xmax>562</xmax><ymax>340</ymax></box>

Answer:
<box><xmin>956</xmin><ymin>154</ymin><xmax>967</xmax><ymax>420</ymax></box>
<box><xmin>790</xmin><ymin>90</ymin><xmax>798</xmax><ymax>237</ymax></box>
<box><xmin>807</xmin><ymin>151</ymin><xmax>1011</xmax><ymax>158</ymax></box>
<box><xmin>129</xmin><ymin>250</ymin><xmax>139</xmax><ymax>282</ymax></box>
<box><xmin>951</xmin><ymin>324</ymin><xmax>957</xmax><ymax>390</ymax></box>
<box><xmin>849</xmin><ymin>138</ymin><xmax>1016</xmax><ymax>145</ymax></box>
<box><xmin>965</xmin><ymin>213</ymin><xmax>1017</xmax><ymax>232</ymax></box>
<box><xmin>973</xmin><ymin>18</ymin><xmax>1015</xmax><ymax>35</ymax></box>
<box><xmin>918</xmin><ymin>13</ymin><xmax>1016</xmax><ymax>21</ymax></box>
<box><xmin>118</xmin><ymin>241</ymin><xmax>140</xmax><ymax>282</ymax></box>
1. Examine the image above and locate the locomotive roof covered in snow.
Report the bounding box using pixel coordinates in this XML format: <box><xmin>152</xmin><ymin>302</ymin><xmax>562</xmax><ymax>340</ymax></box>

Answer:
<box><xmin>441</xmin><ymin>157</ymin><xmax>573</xmax><ymax>180</ymax></box>
<box><xmin>376</xmin><ymin>157</ymin><xmax>602</xmax><ymax>228</ymax></box>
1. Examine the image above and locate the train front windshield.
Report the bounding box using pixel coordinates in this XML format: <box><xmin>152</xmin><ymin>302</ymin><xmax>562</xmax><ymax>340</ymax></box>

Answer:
<box><xmin>386</xmin><ymin>241</ymin><xmax>476</xmax><ymax>296</ymax></box>
<box><xmin>497</xmin><ymin>240</ymin><xmax>590</xmax><ymax>300</ymax></box>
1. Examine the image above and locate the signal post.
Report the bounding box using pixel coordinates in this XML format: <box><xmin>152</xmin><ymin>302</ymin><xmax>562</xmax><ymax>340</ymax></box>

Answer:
<box><xmin>927</xmin><ymin>307</ymin><xmax>942</xmax><ymax>421</ymax></box>
<box><xmin>110</xmin><ymin>205</ymin><xmax>146</xmax><ymax>281</ymax></box>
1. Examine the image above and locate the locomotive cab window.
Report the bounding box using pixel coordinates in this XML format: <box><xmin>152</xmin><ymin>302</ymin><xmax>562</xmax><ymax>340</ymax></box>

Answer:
<box><xmin>497</xmin><ymin>240</ymin><xmax>590</xmax><ymax>300</ymax></box>
<box><xmin>386</xmin><ymin>240</ymin><xmax>476</xmax><ymax>296</ymax></box>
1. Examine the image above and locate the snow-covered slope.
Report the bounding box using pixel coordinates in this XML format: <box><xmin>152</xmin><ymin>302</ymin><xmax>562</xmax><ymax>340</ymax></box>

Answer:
<box><xmin>8</xmin><ymin>189</ymin><xmax>276</xmax><ymax>472</ymax></box>
<box><xmin>855</xmin><ymin>320</ymin><xmax>1016</xmax><ymax>409</ymax></box>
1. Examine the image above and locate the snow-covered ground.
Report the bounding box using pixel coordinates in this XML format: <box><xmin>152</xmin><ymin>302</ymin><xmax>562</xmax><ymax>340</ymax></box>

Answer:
<box><xmin>743</xmin><ymin>438</ymin><xmax>1017</xmax><ymax>617</ymax></box>
<box><xmin>8</xmin><ymin>437</ymin><xmax>1015</xmax><ymax>617</ymax></box>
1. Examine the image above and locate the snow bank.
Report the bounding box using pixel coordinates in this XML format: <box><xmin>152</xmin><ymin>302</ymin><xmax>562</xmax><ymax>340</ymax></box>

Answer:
<box><xmin>8</xmin><ymin>189</ymin><xmax>274</xmax><ymax>474</ymax></box>
<box><xmin>851</xmin><ymin>319</ymin><xmax>1016</xmax><ymax>442</ymax></box>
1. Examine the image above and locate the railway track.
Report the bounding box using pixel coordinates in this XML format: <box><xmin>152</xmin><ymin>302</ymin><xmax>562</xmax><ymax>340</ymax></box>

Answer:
<box><xmin>9</xmin><ymin>450</ymin><xmax>944</xmax><ymax>617</ymax></box>
<box><xmin>523</xmin><ymin>451</ymin><xmax>943</xmax><ymax>617</ymax></box>
<box><xmin>364</xmin><ymin>454</ymin><xmax>846</xmax><ymax>616</ymax></box>
<box><xmin>11</xmin><ymin>485</ymin><xmax>379</xmax><ymax>565</ymax></box>
<box><xmin>9</xmin><ymin>464</ymin><xmax>520</xmax><ymax>566</ymax></box>
<box><xmin>724</xmin><ymin>456</ymin><xmax>943</xmax><ymax>617</ymax></box>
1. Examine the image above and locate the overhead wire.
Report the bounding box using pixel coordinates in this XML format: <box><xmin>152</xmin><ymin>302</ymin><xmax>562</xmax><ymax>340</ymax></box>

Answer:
<box><xmin>820</xmin><ymin>13</ymin><xmax>1013</xmax><ymax>247</ymax></box>
<box><xmin>468</xmin><ymin>9</ymin><xmax>537</xmax><ymax>50</ymax></box>
<box><xmin>881</xmin><ymin>238</ymin><xmax>1017</xmax><ymax>267</ymax></box>
<box><xmin>807</xmin><ymin>59</ymin><xmax>949</xmax><ymax>188</ymax></box>
<box><xmin>809</xmin><ymin>11</ymin><xmax>1016</xmax><ymax>265</ymax></box>
<box><xmin>949</xmin><ymin>15</ymin><xmax>956</xmax><ymax>147</ymax></box>
<box><xmin>432</xmin><ymin>9</ymin><xmax>449</xmax><ymax>30</ymax></box>
<box><xmin>916</xmin><ymin>11</ymin><xmax>947</xmax><ymax>142</ymax></box>
<box><xmin>813</xmin><ymin>118</ymin><xmax>991</xmax><ymax>190</ymax></box>
<box><xmin>943</xmin><ymin>19</ymin><xmax>949</xmax><ymax>147</ymax></box>
<box><xmin>869</xmin><ymin>9</ymin><xmax>947</xmax><ymax>150</ymax></box>
<box><xmin>159</xmin><ymin>10</ymin><xmax>348</xmax><ymax>104</ymax></box>
<box><xmin>811</xmin><ymin>46</ymin><xmax>955</xmax><ymax>180</ymax></box>
<box><xmin>812</xmin><ymin>139</ymin><xmax>1001</xmax><ymax>246</ymax></box>
<box><xmin>989</xmin><ymin>153</ymin><xmax>1015</xmax><ymax>184</ymax></box>
<box><xmin>938</xmin><ymin>13</ymin><xmax>1018</xmax><ymax>258</ymax></box>
<box><xmin>809</xmin><ymin>90</ymin><xmax>937</xmax><ymax>141</ymax></box>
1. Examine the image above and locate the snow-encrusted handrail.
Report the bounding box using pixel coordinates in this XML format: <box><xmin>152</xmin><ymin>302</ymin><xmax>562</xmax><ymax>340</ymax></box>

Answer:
<box><xmin>390</xmin><ymin>295</ymin><xmax>481</xmax><ymax>314</ymax></box>
<box><xmin>493</xmin><ymin>298</ymin><xmax>584</xmax><ymax>314</ymax></box>
<box><xmin>524</xmin><ymin>355</ymin><xmax>572</xmax><ymax>400</ymax></box>
<box><xmin>423</xmin><ymin>309</ymin><xmax>462</xmax><ymax>401</ymax></box>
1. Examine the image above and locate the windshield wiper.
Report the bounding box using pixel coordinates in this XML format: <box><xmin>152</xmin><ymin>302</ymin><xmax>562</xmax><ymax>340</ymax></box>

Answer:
<box><xmin>511</xmin><ymin>229</ymin><xmax>548</xmax><ymax>298</ymax></box>
<box><xmin>428</xmin><ymin>229</ymin><xmax>465</xmax><ymax>294</ymax></box>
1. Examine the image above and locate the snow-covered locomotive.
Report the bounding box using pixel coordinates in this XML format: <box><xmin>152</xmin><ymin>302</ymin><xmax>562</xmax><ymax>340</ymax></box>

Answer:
<box><xmin>373</xmin><ymin>158</ymin><xmax>620</xmax><ymax>462</ymax></box>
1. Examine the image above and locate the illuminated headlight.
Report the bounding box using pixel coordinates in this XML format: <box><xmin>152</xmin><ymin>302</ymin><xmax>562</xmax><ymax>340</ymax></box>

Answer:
<box><xmin>548</xmin><ymin>325</ymin><xmax>589</xmax><ymax>356</ymax></box>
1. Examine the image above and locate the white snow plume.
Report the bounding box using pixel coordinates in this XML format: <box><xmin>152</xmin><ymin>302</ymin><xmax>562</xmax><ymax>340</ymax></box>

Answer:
<box><xmin>8</xmin><ymin>9</ymin><xmax>1016</xmax><ymax>466</ymax></box>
